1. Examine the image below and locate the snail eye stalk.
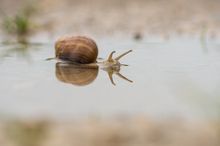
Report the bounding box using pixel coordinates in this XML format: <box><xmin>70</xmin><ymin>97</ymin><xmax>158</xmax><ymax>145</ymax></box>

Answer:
<box><xmin>115</xmin><ymin>50</ymin><xmax>132</xmax><ymax>61</ymax></box>
<box><xmin>107</xmin><ymin>51</ymin><xmax>116</xmax><ymax>62</ymax></box>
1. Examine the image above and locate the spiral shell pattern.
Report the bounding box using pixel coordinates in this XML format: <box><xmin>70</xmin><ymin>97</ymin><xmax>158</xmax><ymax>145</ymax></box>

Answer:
<box><xmin>55</xmin><ymin>36</ymin><xmax>98</xmax><ymax>64</ymax></box>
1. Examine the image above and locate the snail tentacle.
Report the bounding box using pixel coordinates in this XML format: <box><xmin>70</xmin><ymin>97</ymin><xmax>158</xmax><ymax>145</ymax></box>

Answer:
<box><xmin>116</xmin><ymin>72</ymin><xmax>133</xmax><ymax>83</ymax></box>
<box><xmin>46</xmin><ymin>57</ymin><xmax>56</xmax><ymax>61</ymax></box>
<box><xmin>107</xmin><ymin>71</ymin><xmax>116</xmax><ymax>86</ymax></box>
<box><xmin>120</xmin><ymin>64</ymin><xmax>129</xmax><ymax>66</ymax></box>
<box><xmin>115</xmin><ymin>50</ymin><xmax>132</xmax><ymax>61</ymax></box>
<box><xmin>107</xmin><ymin>51</ymin><xmax>116</xmax><ymax>62</ymax></box>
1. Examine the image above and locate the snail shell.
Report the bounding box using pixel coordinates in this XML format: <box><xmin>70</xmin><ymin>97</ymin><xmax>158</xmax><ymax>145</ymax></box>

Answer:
<box><xmin>56</xmin><ymin>62</ymin><xmax>98</xmax><ymax>86</ymax></box>
<box><xmin>55</xmin><ymin>36</ymin><xmax>98</xmax><ymax>64</ymax></box>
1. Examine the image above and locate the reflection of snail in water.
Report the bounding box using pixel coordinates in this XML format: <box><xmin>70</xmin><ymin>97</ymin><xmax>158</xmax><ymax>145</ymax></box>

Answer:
<box><xmin>54</xmin><ymin>36</ymin><xmax>133</xmax><ymax>85</ymax></box>
<box><xmin>56</xmin><ymin>62</ymin><xmax>98</xmax><ymax>86</ymax></box>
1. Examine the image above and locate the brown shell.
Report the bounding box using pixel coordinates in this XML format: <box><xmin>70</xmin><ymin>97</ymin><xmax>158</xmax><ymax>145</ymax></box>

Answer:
<box><xmin>55</xmin><ymin>36</ymin><xmax>98</xmax><ymax>64</ymax></box>
<box><xmin>56</xmin><ymin>63</ymin><xmax>98</xmax><ymax>86</ymax></box>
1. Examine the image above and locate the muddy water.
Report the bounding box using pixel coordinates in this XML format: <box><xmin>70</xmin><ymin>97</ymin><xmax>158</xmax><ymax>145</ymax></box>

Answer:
<box><xmin>0</xmin><ymin>37</ymin><xmax>220</xmax><ymax>120</ymax></box>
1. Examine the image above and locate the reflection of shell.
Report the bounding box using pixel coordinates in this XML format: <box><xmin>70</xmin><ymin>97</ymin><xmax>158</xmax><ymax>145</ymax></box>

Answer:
<box><xmin>56</xmin><ymin>63</ymin><xmax>99</xmax><ymax>86</ymax></box>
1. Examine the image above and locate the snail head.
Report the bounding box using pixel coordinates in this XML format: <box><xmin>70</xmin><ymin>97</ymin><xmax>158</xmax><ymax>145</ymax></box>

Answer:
<box><xmin>102</xmin><ymin>50</ymin><xmax>132</xmax><ymax>68</ymax></box>
<box><xmin>102</xmin><ymin>50</ymin><xmax>133</xmax><ymax>85</ymax></box>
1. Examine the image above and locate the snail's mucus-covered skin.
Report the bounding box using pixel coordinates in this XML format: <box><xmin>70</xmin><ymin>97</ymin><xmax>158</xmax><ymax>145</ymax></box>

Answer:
<box><xmin>55</xmin><ymin>36</ymin><xmax>98</xmax><ymax>64</ymax></box>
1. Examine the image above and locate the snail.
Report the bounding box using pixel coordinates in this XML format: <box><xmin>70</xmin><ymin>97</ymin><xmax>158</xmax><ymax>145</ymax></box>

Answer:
<box><xmin>54</xmin><ymin>36</ymin><xmax>133</xmax><ymax>85</ymax></box>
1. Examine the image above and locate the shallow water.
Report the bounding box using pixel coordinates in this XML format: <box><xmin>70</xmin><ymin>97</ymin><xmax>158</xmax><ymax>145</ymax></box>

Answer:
<box><xmin>0</xmin><ymin>37</ymin><xmax>220</xmax><ymax>120</ymax></box>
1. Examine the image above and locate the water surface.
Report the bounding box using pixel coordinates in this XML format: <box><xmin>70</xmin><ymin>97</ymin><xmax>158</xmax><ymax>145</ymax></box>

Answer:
<box><xmin>0</xmin><ymin>37</ymin><xmax>220</xmax><ymax>120</ymax></box>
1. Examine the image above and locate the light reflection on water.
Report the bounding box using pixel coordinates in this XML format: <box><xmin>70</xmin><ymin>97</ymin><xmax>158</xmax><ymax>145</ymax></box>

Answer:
<box><xmin>0</xmin><ymin>37</ymin><xmax>220</xmax><ymax>120</ymax></box>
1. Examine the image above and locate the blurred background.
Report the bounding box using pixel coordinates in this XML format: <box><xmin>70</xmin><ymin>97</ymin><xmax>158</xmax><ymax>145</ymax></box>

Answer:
<box><xmin>0</xmin><ymin>0</ymin><xmax>220</xmax><ymax>146</ymax></box>
<box><xmin>0</xmin><ymin>0</ymin><xmax>220</xmax><ymax>39</ymax></box>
